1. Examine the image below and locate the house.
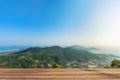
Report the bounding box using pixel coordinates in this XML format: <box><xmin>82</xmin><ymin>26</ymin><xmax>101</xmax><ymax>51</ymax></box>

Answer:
<box><xmin>88</xmin><ymin>64</ymin><xmax>98</xmax><ymax>68</ymax></box>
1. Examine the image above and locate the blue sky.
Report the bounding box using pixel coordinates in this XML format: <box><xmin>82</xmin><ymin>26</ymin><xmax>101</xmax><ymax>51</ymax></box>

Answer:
<box><xmin>0</xmin><ymin>0</ymin><xmax>120</xmax><ymax>47</ymax></box>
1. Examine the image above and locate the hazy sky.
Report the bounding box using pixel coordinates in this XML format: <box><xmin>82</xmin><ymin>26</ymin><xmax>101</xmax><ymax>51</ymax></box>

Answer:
<box><xmin>0</xmin><ymin>0</ymin><xmax>120</xmax><ymax>47</ymax></box>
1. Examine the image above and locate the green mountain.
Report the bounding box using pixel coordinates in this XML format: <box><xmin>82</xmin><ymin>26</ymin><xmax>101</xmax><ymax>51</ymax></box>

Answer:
<box><xmin>0</xmin><ymin>46</ymin><xmax>119</xmax><ymax>68</ymax></box>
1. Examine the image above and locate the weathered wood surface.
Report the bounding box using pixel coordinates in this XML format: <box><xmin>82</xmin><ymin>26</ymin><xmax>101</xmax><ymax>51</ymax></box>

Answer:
<box><xmin>0</xmin><ymin>68</ymin><xmax>119</xmax><ymax>80</ymax></box>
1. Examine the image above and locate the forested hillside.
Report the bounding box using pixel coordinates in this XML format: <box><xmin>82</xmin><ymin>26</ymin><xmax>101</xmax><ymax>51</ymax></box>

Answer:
<box><xmin>0</xmin><ymin>46</ymin><xmax>119</xmax><ymax>68</ymax></box>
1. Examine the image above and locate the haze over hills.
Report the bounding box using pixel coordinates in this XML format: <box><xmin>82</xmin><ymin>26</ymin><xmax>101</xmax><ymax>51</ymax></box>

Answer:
<box><xmin>67</xmin><ymin>45</ymin><xmax>120</xmax><ymax>56</ymax></box>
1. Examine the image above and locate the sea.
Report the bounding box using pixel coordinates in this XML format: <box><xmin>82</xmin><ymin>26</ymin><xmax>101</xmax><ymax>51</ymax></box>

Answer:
<box><xmin>0</xmin><ymin>46</ymin><xmax>29</xmax><ymax>52</ymax></box>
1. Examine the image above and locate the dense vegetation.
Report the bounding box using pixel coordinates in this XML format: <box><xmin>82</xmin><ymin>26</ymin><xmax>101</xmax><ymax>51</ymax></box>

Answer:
<box><xmin>111</xmin><ymin>59</ymin><xmax>120</xmax><ymax>68</ymax></box>
<box><xmin>0</xmin><ymin>46</ymin><xmax>119</xmax><ymax>68</ymax></box>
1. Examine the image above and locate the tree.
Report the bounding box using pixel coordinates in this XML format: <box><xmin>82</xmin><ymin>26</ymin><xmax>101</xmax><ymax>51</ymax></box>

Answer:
<box><xmin>52</xmin><ymin>63</ymin><xmax>60</xmax><ymax>68</ymax></box>
<box><xmin>111</xmin><ymin>59</ymin><xmax>120</xmax><ymax>68</ymax></box>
